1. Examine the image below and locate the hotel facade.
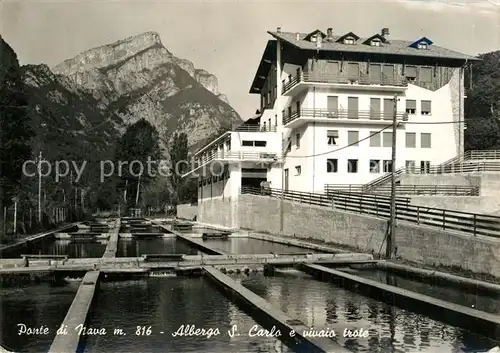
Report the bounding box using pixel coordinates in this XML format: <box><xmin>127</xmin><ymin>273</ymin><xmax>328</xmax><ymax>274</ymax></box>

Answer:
<box><xmin>184</xmin><ymin>27</ymin><xmax>476</xmax><ymax>200</ymax></box>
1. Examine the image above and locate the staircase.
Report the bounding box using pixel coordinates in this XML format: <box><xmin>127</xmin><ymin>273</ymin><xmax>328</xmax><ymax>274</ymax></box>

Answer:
<box><xmin>361</xmin><ymin>150</ymin><xmax>500</xmax><ymax>192</ymax></box>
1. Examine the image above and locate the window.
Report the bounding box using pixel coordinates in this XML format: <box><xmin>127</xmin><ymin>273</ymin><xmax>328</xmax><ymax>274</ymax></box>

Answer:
<box><xmin>347</xmin><ymin>63</ymin><xmax>359</xmax><ymax>79</ymax></box>
<box><xmin>405</xmin><ymin>100</ymin><xmax>416</xmax><ymax>114</ymax></box>
<box><xmin>288</xmin><ymin>106</ymin><xmax>292</xmax><ymax>118</ymax></box>
<box><xmin>382</xmin><ymin>132</ymin><xmax>392</xmax><ymax>147</ymax></box>
<box><xmin>405</xmin><ymin>160</ymin><xmax>416</xmax><ymax>172</ymax></box>
<box><xmin>274</xmin><ymin>114</ymin><xmax>277</xmax><ymax>126</ymax></box>
<box><xmin>295</xmin><ymin>166</ymin><xmax>301</xmax><ymax>175</ymax></box>
<box><xmin>263</xmin><ymin>122</ymin><xmax>267</xmax><ymax>131</ymax></box>
<box><xmin>369</xmin><ymin>64</ymin><xmax>381</xmax><ymax>83</ymax></box>
<box><xmin>383</xmin><ymin>98</ymin><xmax>394</xmax><ymax>120</ymax></box>
<box><xmin>327</xmin><ymin>96</ymin><xmax>338</xmax><ymax>115</ymax></box>
<box><xmin>383</xmin><ymin>160</ymin><xmax>393</xmax><ymax>173</ymax></box>
<box><xmin>347</xmin><ymin>131</ymin><xmax>359</xmax><ymax>146</ymax></box>
<box><xmin>371</xmin><ymin>39</ymin><xmax>381</xmax><ymax>47</ymax></box>
<box><xmin>405</xmin><ymin>132</ymin><xmax>416</xmax><ymax>148</ymax></box>
<box><xmin>268</xmin><ymin>118</ymin><xmax>271</xmax><ymax>129</ymax></box>
<box><xmin>418</xmin><ymin>42</ymin><xmax>428</xmax><ymax>50</ymax></box>
<box><xmin>296</xmin><ymin>101</ymin><xmax>301</xmax><ymax>117</ymax></box>
<box><xmin>369</xmin><ymin>131</ymin><xmax>381</xmax><ymax>147</ymax></box>
<box><xmin>421</xmin><ymin>133</ymin><xmax>431</xmax><ymax>148</ymax></box>
<box><xmin>327</xmin><ymin>130</ymin><xmax>339</xmax><ymax>145</ymax></box>
<box><xmin>327</xmin><ymin>159</ymin><xmax>338</xmax><ymax>173</ymax></box>
<box><xmin>420</xmin><ymin>67</ymin><xmax>432</xmax><ymax>82</ymax></box>
<box><xmin>420</xmin><ymin>160</ymin><xmax>431</xmax><ymax>173</ymax></box>
<box><xmin>370</xmin><ymin>160</ymin><xmax>380</xmax><ymax>173</ymax></box>
<box><xmin>370</xmin><ymin>98</ymin><xmax>381</xmax><ymax>120</ymax></box>
<box><xmin>344</xmin><ymin>37</ymin><xmax>355</xmax><ymax>45</ymax></box>
<box><xmin>382</xmin><ymin>65</ymin><xmax>394</xmax><ymax>81</ymax></box>
<box><xmin>296</xmin><ymin>133</ymin><xmax>300</xmax><ymax>148</ymax></box>
<box><xmin>348</xmin><ymin>159</ymin><xmax>358</xmax><ymax>173</ymax></box>
<box><xmin>421</xmin><ymin>100</ymin><xmax>431</xmax><ymax>115</ymax></box>
<box><xmin>242</xmin><ymin>140</ymin><xmax>267</xmax><ymax>147</ymax></box>
<box><xmin>405</xmin><ymin>66</ymin><xmax>417</xmax><ymax>81</ymax></box>
<box><xmin>348</xmin><ymin>97</ymin><xmax>358</xmax><ymax>119</ymax></box>
<box><xmin>225</xmin><ymin>140</ymin><xmax>231</xmax><ymax>151</ymax></box>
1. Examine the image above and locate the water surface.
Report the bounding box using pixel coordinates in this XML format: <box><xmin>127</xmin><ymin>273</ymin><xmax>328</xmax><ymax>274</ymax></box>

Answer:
<box><xmin>0</xmin><ymin>282</ymin><xmax>79</xmax><ymax>352</ymax></box>
<box><xmin>236</xmin><ymin>271</ymin><xmax>499</xmax><ymax>352</ymax></box>
<box><xmin>83</xmin><ymin>278</ymin><xmax>293</xmax><ymax>353</ymax></box>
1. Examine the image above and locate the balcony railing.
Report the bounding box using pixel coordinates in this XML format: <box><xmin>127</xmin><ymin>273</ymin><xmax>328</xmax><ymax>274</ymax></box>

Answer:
<box><xmin>185</xmin><ymin>151</ymin><xmax>281</xmax><ymax>176</ymax></box>
<box><xmin>282</xmin><ymin>70</ymin><xmax>408</xmax><ymax>94</ymax></box>
<box><xmin>283</xmin><ymin>108</ymin><xmax>408</xmax><ymax>125</ymax></box>
<box><xmin>233</xmin><ymin>124</ymin><xmax>277</xmax><ymax>132</ymax></box>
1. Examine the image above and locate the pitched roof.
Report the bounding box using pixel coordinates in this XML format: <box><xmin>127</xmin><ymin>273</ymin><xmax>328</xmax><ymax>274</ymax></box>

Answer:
<box><xmin>337</xmin><ymin>31</ymin><xmax>360</xmax><ymax>43</ymax></box>
<box><xmin>304</xmin><ymin>29</ymin><xmax>326</xmax><ymax>41</ymax></box>
<box><xmin>249</xmin><ymin>30</ymin><xmax>479</xmax><ymax>94</ymax></box>
<box><xmin>268</xmin><ymin>31</ymin><xmax>478</xmax><ymax>61</ymax></box>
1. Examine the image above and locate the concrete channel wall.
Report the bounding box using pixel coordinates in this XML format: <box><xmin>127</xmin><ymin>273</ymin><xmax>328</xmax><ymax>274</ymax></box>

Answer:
<box><xmin>197</xmin><ymin>194</ymin><xmax>500</xmax><ymax>279</ymax></box>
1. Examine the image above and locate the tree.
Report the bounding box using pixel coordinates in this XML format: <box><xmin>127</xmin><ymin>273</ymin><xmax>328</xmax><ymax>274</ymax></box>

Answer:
<box><xmin>169</xmin><ymin>132</ymin><xmax>189</xmax><ymax>205</ymax></box>
<box><xmin>0</xmin><ymin>38</ymin><xmax>34</xmax><ymax>239</ymax></box>
<box><xmin>115</xmin><ymin>119</ymin><xmax>161</xmax><ymax>209</ymax></box>
<box><xmin>465</xmin><ymin>50</ymin><xmax>500</xmax><ymax>150</ymax></box>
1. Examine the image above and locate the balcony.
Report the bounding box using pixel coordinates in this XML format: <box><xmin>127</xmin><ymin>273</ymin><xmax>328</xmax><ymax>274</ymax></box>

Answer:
<box><xmin>283</xmin><ymin>108</ymin><xmax>408</xmax><ymax>128</ymax></box>
<box><xmin>282</xmin><ymin>70</ymin><xmax>408</xmax><ymax>96</ymax></box>
<box><xmin>184</xmin><ymin>151</ymin><xmax>282</xmax><ymax>178</ymax></box>
<box><xmin>233</xmin><ymin>124</ymin><xmax>277</xmax><ymax>132</ymax></box>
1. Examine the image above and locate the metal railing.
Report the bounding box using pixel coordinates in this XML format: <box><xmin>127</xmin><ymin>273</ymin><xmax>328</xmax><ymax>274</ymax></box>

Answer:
<box><xmin>240</xmin><ymin>186</ymin><xmax>500</xmax><ymax>238</ymax></box>
<box><xmin>282</xmin><ymin>70</ymin><xmax>408</xmax><ymax>94</ymax></box>
<box><xmin>233</xmin><ymin>124</ymin><xmax>277</xmax><ymax>132</ymax></box>
<box><xmin>283</xmin><ymin>108</ymin><xmax>408</xmax><ymax>125</ymax></box>
<box><xmin>362</xmin><ymin>151</ymin><xmax>500</xmax><ymax>192</ymax></box>
<box><xmin>186</xmin><ymin>151</ymin><xmax>282</xmax><ymax>175</ymax></box>
<box><xmin>325</xmin><ymin>184</ymin><xmax>480</xmax><ymax>196</ymax></box>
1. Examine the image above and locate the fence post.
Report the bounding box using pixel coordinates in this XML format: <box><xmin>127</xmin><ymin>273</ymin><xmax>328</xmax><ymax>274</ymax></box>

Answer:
<box><xmin>473</xmin><ymin>215</ymin><xmax>477</xmax><ymax>236</ymax></box>
<box><xmin>442</xmin><ymin>210</ymin><xmax>446</xmax><ymax>230</ymax></box>
<box><xmin>13</xmin><ymin>201</ymin><xmax>17</xmax><ymax>235</ymax></box>
<box><xmin>417</xmin><ymin>207</ymin><xmax>420</xmax><ymax>224</ymax></box>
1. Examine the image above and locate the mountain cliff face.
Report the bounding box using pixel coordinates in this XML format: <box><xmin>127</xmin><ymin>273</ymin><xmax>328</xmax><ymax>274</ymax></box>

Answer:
<box><xmin>51</xmin><ymin>31</ymin><xmax>241</xmax><ymax>151</ymax></box>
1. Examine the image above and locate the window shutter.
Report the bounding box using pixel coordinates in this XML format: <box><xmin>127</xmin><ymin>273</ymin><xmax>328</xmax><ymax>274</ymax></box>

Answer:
<box><xmin>370</xmin><ymin>131</ymin><xmax>381</xmax><ymax>147</ymax></box>
<box><xmin>327</xmin><ymin>130</ymin><xmax>339</xmax><ymax>138</ymax></box>
<box><xmin>420</xmin><ymin>67</ymin><xmax>432</xmax><ymax>82</ymax></box>
<box><xmin>405</xmin><ymin>132</ymin><xmax>416</xmax><ymax>148</ymax></box>
<box><xmin>406</xmin><ymin>100</ymin><xmax>416</xmax><ymax>110</ymax></box>
<box><xmin>421</xmin><ymin>100</ymin><xmax>431</xmax><ymax>112</ymax></box>
<box><xmin>406</xmin><ymin>66</ymin><xmax>417</xmax><ymax>77</ymax></box>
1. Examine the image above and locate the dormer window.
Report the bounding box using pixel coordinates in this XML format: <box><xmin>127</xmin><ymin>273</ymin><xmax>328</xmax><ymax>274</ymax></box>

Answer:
<box><xmin>344</xmin><ymin>37</ymin><xmax>355</xmax><ymax>45</ymax></box>
<box><xmin>371</xmin><ymin>39</ymin><xmax>381</xmax><ymax>47</ymax></box>
<box><xmin>310</xmin><ymin>35</ymin><xmax>317</xmax><ymax>42</ymax></box>
<box><xmin>418</xmin><ymin>42</ymin><xmax>428</xmax><ymax>50</ymax></box>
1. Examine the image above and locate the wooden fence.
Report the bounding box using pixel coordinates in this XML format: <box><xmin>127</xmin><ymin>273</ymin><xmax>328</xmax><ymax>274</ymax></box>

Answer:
<box><xmin>241</xmin><ymin>186</ymin><xmax>500</xmax><ymax>238</ymax></box>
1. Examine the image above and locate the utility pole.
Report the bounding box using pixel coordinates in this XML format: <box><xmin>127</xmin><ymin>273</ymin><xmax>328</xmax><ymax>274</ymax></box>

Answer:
<box><xmin>38</xmin><ymin>151</ymin><xmax>43</xmax><ymax>223</ymax></box>
<box><xmin>386</xmin><ymin>94</ymin><xmax>399</xmax><ymax>259</ymax></box>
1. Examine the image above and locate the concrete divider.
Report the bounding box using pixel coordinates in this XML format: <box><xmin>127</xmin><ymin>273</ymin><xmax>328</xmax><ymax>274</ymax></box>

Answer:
<box><xmin>248</xmin><ymin>232</ymin><xmax>351</xmax><ymax>253</ymax></box>
<box><xmin>299</xmin><ymin>264</ymin><xmax>500</xmax><ymax>339</ymax></box>
<box><xmin>48</xmin><ymin>271</ymin><xmax>100</xmax><ymax>353</ymax></box>
<box><xmin>203</xmin><ymin>266</ymin><xmax>352</xmax><ymax>353</ymax></box>
<box><xmin>377</xmin><ymin>261</ymin><xmax>500</xmax><ymax>294</ymax></box>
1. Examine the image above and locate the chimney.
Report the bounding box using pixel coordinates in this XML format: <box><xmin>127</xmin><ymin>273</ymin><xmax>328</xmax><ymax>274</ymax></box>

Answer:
<box><xmin>277</xmin><ymin>27</ymin><xmax>281</xmax><ymax>33</ymax></box>
<box><xmin>326</xmin><ymin>28</ymin><xmax>333</xmax><ymax>41</ymax></box>
<box><xmin>296</xmin><ymin>33</ymin><xmax>300</xmax><ymax>41</ymax></box>
<box><xmin>381</xmin><ymin>27</ymin><xmax>390</xmax><ymax>38</ymax></box>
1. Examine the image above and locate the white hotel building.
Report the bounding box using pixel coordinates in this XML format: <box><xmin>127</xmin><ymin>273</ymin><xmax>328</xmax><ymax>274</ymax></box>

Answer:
<box><xmin>184</xmin><ymin>27</ymin><xmax>476</xmax><ymax>200</ymax></box>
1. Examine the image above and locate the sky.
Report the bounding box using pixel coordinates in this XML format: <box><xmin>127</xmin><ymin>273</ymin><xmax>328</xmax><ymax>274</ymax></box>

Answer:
<box><xmin>1</xmin><ymin>0</ymin><xmax>499</xmax><ymax>120</ymax></box>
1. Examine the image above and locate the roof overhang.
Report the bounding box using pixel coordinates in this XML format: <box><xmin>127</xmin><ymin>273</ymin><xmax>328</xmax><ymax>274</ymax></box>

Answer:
<box><xmin>249</xmin><ymin>40</ymin><xmax>277</xmax><ymax>94</ymax></box>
